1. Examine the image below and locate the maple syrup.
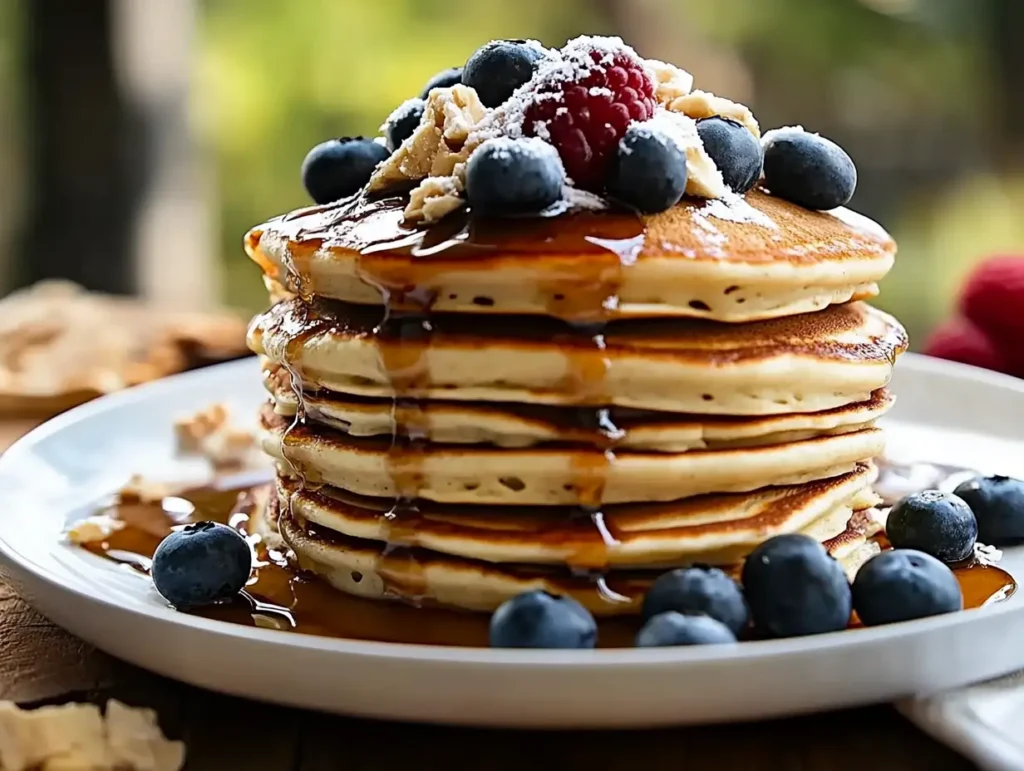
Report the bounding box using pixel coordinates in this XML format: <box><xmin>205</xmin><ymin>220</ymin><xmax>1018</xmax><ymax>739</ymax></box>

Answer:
<box><xmin>278</xmin><ymin>195</ymin><xmax>648</xmax><ymax>589</ymax></box>
<box><xmin>80</xmin><ymin>458</ymin><xmax>1017</xmax><ymax>648</ymax></box>
<box><xmin>220</xmin><ymin>195</ymin><xmax>1013</xmax><ymax>646</ymax></box>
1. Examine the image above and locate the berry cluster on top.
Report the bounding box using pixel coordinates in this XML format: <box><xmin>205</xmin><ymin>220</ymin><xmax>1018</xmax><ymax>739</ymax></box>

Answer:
<box><xmin>301</xmin><ymin>37</ymin><xmax>859</xmax><ymax>222</ymax></box>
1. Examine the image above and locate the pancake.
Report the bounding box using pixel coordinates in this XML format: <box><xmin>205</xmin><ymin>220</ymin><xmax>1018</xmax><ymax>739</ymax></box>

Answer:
<box><xmin>275</xmin><ymin>462</ymin><xmax>879</xmax><ymax>568</ymax></box>
<box><xmin>244</xmin><ymin>190</ymin><xmax>896</xmax><ymax>323</ymax></box>
<box><xmin>259</xmin><ymin>405</ymin><xmax>884</xmax><ymax>505</ymax></box>
<box><xmin>275</xmin><ymin>500</ymin><xmax>885</xmax><ymax>616</ymax></box>
<box><xmin>248</xmin><ymin>298</ymin><xmax>907</xmax><ymax>415</ymax></box>
<box><xmin>263</xmin><ymin>362</ymin><xmax>894</xmax><ymax>451</ymax></box>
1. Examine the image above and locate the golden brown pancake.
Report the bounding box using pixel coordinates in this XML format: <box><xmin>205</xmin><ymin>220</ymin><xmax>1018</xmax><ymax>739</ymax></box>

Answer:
<box><xmin>244</xmin><ymin>189</ymin><xmax>895</xmax><ymax>323</ymax></box>
<box><xmin>247</xmin><ymin>297</ymin><xmax>908</xmax><ymax>415</ymax></box>
<box><xmin>263</xmin><ymin>361</ymin><xmax>894</xmax><ymax>451</ymax></box>
<box><xmin>275</xmin><ymin>463</ymin><xmax>878</xmax><ymax>569</ymax></box>
<box><xmin>259</xmin><ymin>404</ymin><xmax>884</xmax><ymax>505</ymax></box>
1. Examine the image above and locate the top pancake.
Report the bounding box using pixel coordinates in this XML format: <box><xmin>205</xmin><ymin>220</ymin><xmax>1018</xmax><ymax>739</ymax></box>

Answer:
<box><xmin>245</xmin><ymin>189</ymin><xmax>896</xmax><ymax>323</ymax></box>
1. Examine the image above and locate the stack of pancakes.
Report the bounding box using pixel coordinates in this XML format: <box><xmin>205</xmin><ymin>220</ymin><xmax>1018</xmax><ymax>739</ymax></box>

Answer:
<box><xmin>245</xmin><ymin>189</ymin><xmax>907</xmax><ymax>616</ymax></box>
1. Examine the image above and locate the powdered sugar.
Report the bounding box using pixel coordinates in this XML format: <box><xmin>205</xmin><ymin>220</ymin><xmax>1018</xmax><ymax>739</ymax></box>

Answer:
<box><xmin>496</xmin><ymin>35</ymin><xmax>647</xmax><ymax>138</ymax></box>
<box><xmin>629</xmin><ymin>109</ymin><xmax>728</xmax><ymax>198</ymax></box>
<box><xmin>761</xmin><ymin>125</ymin><xmax>808</xmax><ymax>149</ymax></box>
<box><xmin>702</xmin><ymin>192</ymin><xmax>779</xmax><ymax>229</ymax></box>
<box><xmin>690</xmin><ymin>211</ymin><xmax>728</xmax><ymax>255</ymax></box>
<box><xmin>686</xmin><ymin>192</ymin><xmax>779</xmax><ymax>252</ymax></box>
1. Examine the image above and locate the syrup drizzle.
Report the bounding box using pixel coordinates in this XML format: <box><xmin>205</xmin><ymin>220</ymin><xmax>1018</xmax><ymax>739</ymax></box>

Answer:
<box><xmin>304</xmin><ymin>196</ymin><xmax>647</xmax><ymax>596</ymax></box>
<box><xmin>78</xmin><ymin>458</ymin><xmax>1017</xmax><ymax>648</ymax></box>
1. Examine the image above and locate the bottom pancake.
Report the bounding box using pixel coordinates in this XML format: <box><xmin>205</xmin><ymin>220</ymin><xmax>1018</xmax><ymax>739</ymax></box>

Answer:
<box><xmin>262</xmin><ymin>492</ymin><xmax>886</xmax><ymax>616</ymax></box>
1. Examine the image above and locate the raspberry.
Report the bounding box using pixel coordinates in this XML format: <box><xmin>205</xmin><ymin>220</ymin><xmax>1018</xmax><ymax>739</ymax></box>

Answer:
<box><xmin>521</xmin><ymin>41</ymin><xmax>656</xmax><ymax>191</ymax></box>
<box><xmin>959</xmin><ymin>255</ymin><xmax>1024</xmax><ymax>344</ymax></box>
<box><xmin>922</xmin><ymin>317</ymin><xmax>1008</xmax><ymax>374</ymax></box>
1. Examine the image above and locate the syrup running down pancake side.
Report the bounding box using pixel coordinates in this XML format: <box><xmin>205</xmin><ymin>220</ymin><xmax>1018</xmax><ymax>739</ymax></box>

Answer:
<box><xmin>79</xmin><ymin>459</ymin><xmax>1016</xmax><ymax>648</ymax></box>
<box><xmin>257</xmin><ymin>196</ymin><xmax>653</xmax><ymax>604</ymax></box>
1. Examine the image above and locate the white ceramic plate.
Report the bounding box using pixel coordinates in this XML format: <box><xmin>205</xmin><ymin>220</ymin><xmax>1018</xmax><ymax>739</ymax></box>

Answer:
<box><xmin>2</xmin><ymin>354</ymin><xmax>1024</xmax><ymax>728</ymax></box>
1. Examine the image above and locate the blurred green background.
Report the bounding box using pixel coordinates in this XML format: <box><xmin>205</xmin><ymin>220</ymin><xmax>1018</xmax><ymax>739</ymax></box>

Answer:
<box><xmin>3</xmin><ymin>0</ymin><xmax>1024</xmax><ymax>347</ymax></box>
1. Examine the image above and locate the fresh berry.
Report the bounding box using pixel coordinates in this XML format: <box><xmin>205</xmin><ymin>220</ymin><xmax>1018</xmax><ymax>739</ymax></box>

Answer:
<box><xmin>852</xmin><ymin>549</ymin><xmax>962</xmax><ymax>626</ymax></box>
<box><xmin>521</xmin><ymin>38</ymin><xmax>657</xmax><ymax>191</ymax></box>
<box><xmin>741</xmin><ymin>534</ymin><xmax>852</xmax><ymax>637</ymax></box>
<box><xmin>954</xmin><ymin>475</ymin><xmax>1024</xmax><ymax>545</ymax></box>
<box><xmin>606</xmin><ymin>124</ymin><xmax>688</xmax><ymax>213</ymax></box>
<box><xmin>151</xmin><ymin>522</ymin><xmax>252</xmax><ymax>609</ymax></box>
<box><xmin>465</xmin><ymin>137</ymin><xmax>564</xmax><ymax>216</ymax></box>
<box><xmin>383</xmin><ymin>98</ymin><xmax>425</xmax><ymax>152</ymax></box>
<box><xmin>489</xmin><ymin>590</ymin><xmax>597</xmax><ymax>649</ymax></box>
<box><xmin>922</xmin><ymin>317</ymin><xmax>1008</xmax><ymax>374</ymax></box>
<box><xmin>420</xmin><ymin>66</ymin><xmax>463</xmax><ymax>98</ymax></box>
<box><xmin>635</xmin><ymin>612</ymin><xmax>737</xmax><ymax>647</ymax></box>
<box><xmin>761</xmin><ymin>128</ymin><xmax>857</xmax><ymax>210</ymax></box>
<box><xmin>641</xmin><ymin>566</ymin><xmax>749</xmax><ymax>635</ymax></box>
<box><xmin>696</xmin><ymin>117</ymin><xmax>762</xmax><ymax>194</ymax></box>
<box><xmin>462</xmin><ymin>40</ymin><xmax>544</xmax><ymax>108</ymax></box>
<box><xmin>959</xmin><ymin>256</ymin><xmax>1024</xmax><ymax>344</ymax></box>
<box><xmin>886</xmin><ymin>490</ymin><xmax>977</xmax><ymax>563</ymax></box>
<box><xmin>300</xmin><ymin>137</ymin><xmax>389</xmax><ymax>204</ymax></box>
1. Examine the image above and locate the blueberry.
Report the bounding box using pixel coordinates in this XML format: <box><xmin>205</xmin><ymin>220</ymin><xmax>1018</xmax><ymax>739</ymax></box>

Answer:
<box><xmin>151</xmin><ymin>522</ymin><xmax>252</xmax><ymax>609</ymax></box>
<box><xmin>696</xmin><ymin>117</ymin><xmax>762</xmax><ymax>194</ymax></box>
<box><xmin>761</xmin><ymin>128</ymin><xmax>857</xmax><ymax>210</ymax></box>
<box><xmin>606</xmin><ymin>125</ymin><xmax>688</xmax><ymax>214</ymax></box>
<box><xmin>300</xmin><ymin>137</ymin><xmax>389</xmax><ymax>204</ymax></box>
<box><xmin>420</xmin><ymin>66</ymin><xmax>463</xmax><ymax>99</ymax></box>
<box><xmin>954</xmin><ymin>476</ymin><xmax>1024</xmax><ymax>546</ymax></box>
<box><xmin>641</xmin><ymin>566</ymin><xmax>749</xmax><ymax>635</ymax></box>
<box><xmin>741</xmin><ymin>534</ymin><xmax>852</xmax><ymax>638</ymax></box>
<box><xmin>465</xmin><ymin>137</ymin><xmax>564</xmax><ymax>216</ymax></box>
<box><xmin>489</xmin><ymin>590</ymin><xmax>597</xmax><ymax>649</ymax></box>
<box><xmin>462</xmin><ymin>40</ymin><xmax>544</xmax><ymax>107</ymax></box>
<box><xmin>853</xmin><ymin>549</ymin><xmax>962</xmax><ymax>626</ymax></box>
<box><xmin>887</xmin><ymin>490</ymin><xmax>977</xmax><ymax>563</ymax></box>
<box><xmin>635</xmin><ymin>612</ymin><xmax>737</xmax><ymax>647</ymax></box>
<box><xmin>383</xmin><ymin>98</ymin><xmax>426</xmax><ymax>152</ymax></box>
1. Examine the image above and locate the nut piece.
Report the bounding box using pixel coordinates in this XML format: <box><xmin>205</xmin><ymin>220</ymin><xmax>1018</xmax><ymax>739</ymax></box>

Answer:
<box><xmin>65</xmin><ymin>514</ymin><xmax>125</xmax><ymax>545</ymax></box>
<box><xmin>105</xmin><ymin>700</ymin><xmax>185</xmax><ymax>771</ymax></box>
<box><xmin>642</xmin><ymin>111</ymin><xmax>728</xmax><ymax>199</ymax></box>
<box><xmin>174</xmin><ymin>402</ymin><xmax>229</xmax><ymax>453</ymax></box>
<box><xmin>368</xmin><ymin>85</ymin><xmax>488</xmax><ymax>193</ymax></box>
<box><xmin>174</xmin><ymin>402</ymin><xmax>258</xmax><ymax>469</ymax></box>
<box><xmin>647</xmin><ymin>59</ymin><xmax>694</xmax><ymax>104</ymax></box>
<box><xmin>0</xmin><ymin>699</ymin><xmax>183</xmax><ymax>770</ymax></box>
<box><xmin>669</xmin><ymin>90</ymin><xmax>760</xmax><ymax>139</ymax></box>
<box><xmin>119</xmin><ymin>474</ymin><xmax>173</xmax><ymax>506</ymax></box>
<box><xmin>405</xmin><ymin>174</ymin><xmax>466</xmax><ymax>224</ymax></box>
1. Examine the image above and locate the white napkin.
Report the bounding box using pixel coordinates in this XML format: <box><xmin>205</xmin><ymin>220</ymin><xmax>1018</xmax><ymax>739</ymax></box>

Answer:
<box><xmin>899</xmin><ymin>671</ymin><xmax>1024</xmax><ymax>771</ymax></box>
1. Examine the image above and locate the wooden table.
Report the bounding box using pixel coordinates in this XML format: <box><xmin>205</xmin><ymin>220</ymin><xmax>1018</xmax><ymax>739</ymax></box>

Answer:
<box><xmin>0</xmin><ymin>422</ymin><xmax>978</xmax><ymax>770</ymax></box>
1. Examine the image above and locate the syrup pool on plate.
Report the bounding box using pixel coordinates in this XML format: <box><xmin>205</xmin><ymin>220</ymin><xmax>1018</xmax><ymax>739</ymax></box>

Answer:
<box><xmin>78</xmin><ymin>459</ymin><xmax>1017</xmax><ymax>648</ymax></box>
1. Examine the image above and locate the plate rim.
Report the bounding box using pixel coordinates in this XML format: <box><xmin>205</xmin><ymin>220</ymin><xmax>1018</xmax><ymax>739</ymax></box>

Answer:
<box><xmin>1</xmin><ymin>352</ymin><xmax>1023</xmax><ymax>669</ymax></box>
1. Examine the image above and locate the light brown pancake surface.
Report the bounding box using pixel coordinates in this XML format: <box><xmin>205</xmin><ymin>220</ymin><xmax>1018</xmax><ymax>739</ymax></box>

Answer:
<box><xmin>264</xmin><ymin>362</ymin><xmax>894</xmax><ymax>451</ymax></box>
<box><xmin>259</xmin><ymin>404</ymin><xmax>884</xmax><ymax>505</ymax></box>
<box><xmin>248</xmin><ymin>298</ymin><xmax>908</xmax><ymax>415</ymax></box>
<box><xmin>276</xmin><ymin>463</ymin><xmax>878</xmax><ymax>568</ymax></box>
<box><xmin>245</xmin><ymin>190</ymin><xmax>896</xmax><ymax>322</ymax></box>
